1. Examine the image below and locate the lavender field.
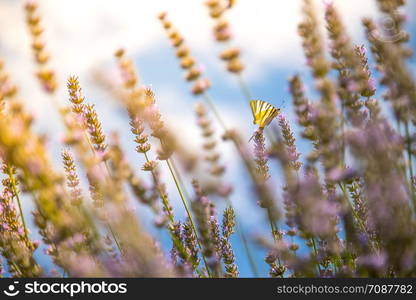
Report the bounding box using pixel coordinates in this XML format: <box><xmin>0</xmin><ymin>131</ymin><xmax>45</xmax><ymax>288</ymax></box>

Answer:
<box><xmin>0</xmin><ymin>0</ymin><xmax>416</xmax><ymax>278</ymax></box>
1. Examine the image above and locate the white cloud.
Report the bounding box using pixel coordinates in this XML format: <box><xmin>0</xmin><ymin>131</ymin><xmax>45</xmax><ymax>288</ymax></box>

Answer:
<box><xmin>0</xmin><ymin>0</ymin><xmax>380</xmax><ymax>86</ymax></box>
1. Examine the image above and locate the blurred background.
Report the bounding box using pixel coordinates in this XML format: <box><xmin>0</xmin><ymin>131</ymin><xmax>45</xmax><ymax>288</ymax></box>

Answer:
<box><xmin>0</xmin><ymin>0</ymin><xmax>415</xmax><ymax>276</ymax></box>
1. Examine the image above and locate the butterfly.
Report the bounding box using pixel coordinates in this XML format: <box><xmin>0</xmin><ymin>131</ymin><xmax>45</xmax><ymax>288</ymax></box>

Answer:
<box><xmin>250</xmin><ymin>99</ymin><xmax>280</xmax><ymax>129</ymax></box>
<box><xmin>227</xmin><ymin>0</ymin><xmax>236</xmax><ymax>8</ymax></box>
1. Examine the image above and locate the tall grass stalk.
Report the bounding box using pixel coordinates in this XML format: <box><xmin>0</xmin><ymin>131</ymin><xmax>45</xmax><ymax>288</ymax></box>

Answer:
<box><xmin>81</xmin><ymin>126</ymin><xmax>124</xmax><ymax>256</ymax></box>
<box><xmin>237</xmin><ymin>74</ymin><xmax>252</xmax><ymax>101</ymax></box>
<box><xmin>224</xmin><ymin>196</ymin><xmax>259</xmax><ymax>277</ymax></box>
<box><xmin>6</xmin><ymin>165</ymin><xmax>29</xmax><ymax>240</ymax></box>
<box><xmin>164</xmin><ymin>158</ymin><xmax>212</xmax><ymax>276</ymax></box>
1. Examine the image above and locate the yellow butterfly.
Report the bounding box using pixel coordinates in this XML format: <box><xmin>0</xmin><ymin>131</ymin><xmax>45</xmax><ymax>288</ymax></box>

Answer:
<box><xmin>250</xmin><ymin>99</ymin><xmax>280</xmax><ymax>129</ymax></box>
<box><xmin>227</xmin><ymin>0</ymin><xmax>236</xmax><ymax>8</ymax></box>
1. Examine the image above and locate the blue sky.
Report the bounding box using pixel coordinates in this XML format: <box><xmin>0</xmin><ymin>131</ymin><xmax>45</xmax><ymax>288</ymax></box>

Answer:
<box><xmin>0</xmin><ymin>0</ymin><xmax>415</xmax><ymax>277</ymax></box>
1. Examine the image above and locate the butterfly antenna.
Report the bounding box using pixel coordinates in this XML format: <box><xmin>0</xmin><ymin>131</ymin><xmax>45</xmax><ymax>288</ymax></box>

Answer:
<box><xmin>248</xmin><ymin>133</ymin><xmax>255</xmax><ymax>143</ymax></box>
<box><xmin>248</xmin><ymin>127</ymin><xmax>263</xmax><ymax>143</ymax></box>
<box><xmin>279</xmin><ymin>99</ymin><xmax>287</xmax><ymax>110</ymax></box>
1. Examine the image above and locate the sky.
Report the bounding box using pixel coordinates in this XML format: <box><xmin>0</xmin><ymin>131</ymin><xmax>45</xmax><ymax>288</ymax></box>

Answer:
<box><xmin>0</xmin><ymin>0</ymin><xmax>415</xmax><ymax>277</ymax></box>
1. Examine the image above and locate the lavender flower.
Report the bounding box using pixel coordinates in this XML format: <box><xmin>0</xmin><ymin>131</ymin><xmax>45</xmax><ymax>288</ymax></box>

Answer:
<box><xmin>278</xmin><ymin>114</ymin><xmax>301</xmax><ymax>171</ymax></box>
<box><xmin>221</xmin><ymin>207</ymin><xmax>238</xmax><ymax>277</ymax></box>
<box><xmin>62</xmin><ymin>150</ymin><xmax>83</xmax><ymax>206</ymax></box>
<box><xmin>252</xmin><ymin>129</ymin><xmax>270</xmax><ymax>181</ymax></box>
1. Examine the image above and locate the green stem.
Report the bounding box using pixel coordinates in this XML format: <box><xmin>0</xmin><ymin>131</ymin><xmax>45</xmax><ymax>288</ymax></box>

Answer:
<box><xmin>142</xmin><ymin>153</ymin><xmax>199</xmax><ymax>273</ymax></box>
<box><xmin>266</xmin><ymin>207</ymin><xmax>284</xmax><ymax>277</ymax></box>
<box><xmin>169</xmin><ymin>158</ymin><xmax>192</xmax><ymax>201</ymax></box>
<box><xmin>405</xmin><ymin>122</ymin><xmax>416</xmax><ymax>212</ymax></box>
<box><xmin>143</xmin><ymin>152</ymin><xmax>174</xmax><ymax>223</ymax></box>
<box><xmin>7</xmin><ymin>165</ymin><xmax>29</xmax><ymax>240</ymax></box>
<box><xmin>396</xmin><ymin>121</ymin><xmax>416</xmax><ymax>212</ymax></box>
<box><xmin>405</xmin><ymin>122</ymin><xmax>414</xmax><ymax>181</ymax></box>
<box><xmin>237</xmin><ymin>74</ymin><xmax>252</xmax><ymax>101</ymax></box>
<box><xmin>82</xmin><ymin>131</ymin><xmax>123</xmax><ymax>255</ymax></box>
<box><xmin>311</xmin><ymin>237</ymin><xmax>321</xmax><ymax>275</ymax></box>
<box><xmin>235</xmin><ymin>77</ymin><xmax>276</xmax><ymax>143</ymax></box>
<box><xmin>341</xmin><ymin>102</ymin><xmax>346</xmax><ymax>166</ymax></box>
<box><xmin>164</xmin><ymin>157</ymin><xmax>218</xmax><ymax>275</ymax></box>
<box><xmin>225</xmin><ymin>196</ymin><xmax>259</xmax><ymax>277</ymax></box>
<box><xmin>165</xmin><ymin>158</ymin><xmax>212</xmax><ymax>277</ymax></box>
<box><xmin>202</xmin><ymin>90</ymin><xmax>282</xmax><ymax>275</ymax></box>
<box><xmin>202</xmin><ymin>92</ymin><xmax>227</xmax><ymax>130</ymax></box>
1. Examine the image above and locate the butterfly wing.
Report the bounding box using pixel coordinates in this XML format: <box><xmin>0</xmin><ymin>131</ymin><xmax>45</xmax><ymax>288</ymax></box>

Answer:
<box><xmin>257</xmin><ymin>102</ymin><xmax>274</xmax><ymax>128</ymax></box>
<box><xmin>250</xmin><ymin>100</ymin><xmax>261</xmax><ymax>122</ymax></box>
<box><xmin>250</xmin><ymin>100</ymin><xmax>279</xmax><ymax>128</ymax></box>
<box><xmin>260</xmin><ymin>108</ymin><xmax>279</xmax><ymax>128</ymax></box>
